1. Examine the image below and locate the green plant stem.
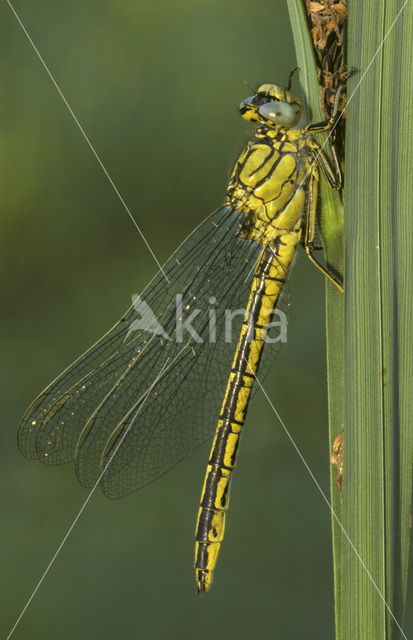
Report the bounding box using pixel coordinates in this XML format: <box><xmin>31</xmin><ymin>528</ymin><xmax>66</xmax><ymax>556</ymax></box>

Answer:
<box><xmin>343</xmin><ymin>2</ymin><xmax>413</xmax><ymax>638</ymax></box>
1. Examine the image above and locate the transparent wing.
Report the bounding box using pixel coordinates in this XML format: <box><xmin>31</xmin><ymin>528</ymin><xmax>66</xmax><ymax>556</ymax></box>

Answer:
<box><xmin>19</xmin><ymin>206</ymin><xmax>289</xmax><ymax>497</ymax></box>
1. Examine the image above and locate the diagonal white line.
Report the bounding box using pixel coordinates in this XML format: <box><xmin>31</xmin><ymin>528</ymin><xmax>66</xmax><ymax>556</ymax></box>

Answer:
<box><xmin>6</xmin><ymin>359</ymin><xmax>170</xmax><ymax>640</ymax></box>
<box><xmin>344</xmin><ymin>0</ymin><xmax>409</xmax><ymax>114</ymax></box>
<box><xmin>244</xmin><ymin>358</ymin><xmax>408</xmax><ymax>640</ymax></box>
<box><xmin>6</xmin><ymin>0</ymin><xmax>169</xmax><ymax>283</ymax></box>
<box><xmin>243</xmin><ymin>0</ymin><xmax>410</xmax><ymax>286</ymax></box>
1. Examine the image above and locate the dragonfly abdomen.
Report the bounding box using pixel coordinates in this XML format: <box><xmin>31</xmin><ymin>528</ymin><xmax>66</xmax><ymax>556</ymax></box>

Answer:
<box><xmin>194</xmin><ymin>241</ymin><xmax>297</xmax><ymax>592</ymax></box>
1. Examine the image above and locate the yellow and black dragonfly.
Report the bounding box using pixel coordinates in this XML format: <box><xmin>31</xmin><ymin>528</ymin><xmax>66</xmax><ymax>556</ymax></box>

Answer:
<box><xmin>18</xmin><ymin>69</ymin><xmax>347</xmax><ymax>593</ymax></box>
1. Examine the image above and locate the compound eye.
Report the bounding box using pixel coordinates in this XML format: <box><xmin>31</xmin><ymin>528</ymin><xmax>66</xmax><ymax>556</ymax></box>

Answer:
<box><xmin>258</xmin><ymin>101</ymin><xmax>298</xmax><ymax>127</ymax></box>
<box><xmin>254</xmin><ymin>92</ymin><xmax>271</xmax><ymax>107</ymax></box>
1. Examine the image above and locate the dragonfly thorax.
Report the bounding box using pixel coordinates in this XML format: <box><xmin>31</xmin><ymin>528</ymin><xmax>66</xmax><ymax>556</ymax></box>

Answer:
<box><xmin>226</xmin><ymin>125</ymin><xmax>314</xmax><ymax>245</ymax></box>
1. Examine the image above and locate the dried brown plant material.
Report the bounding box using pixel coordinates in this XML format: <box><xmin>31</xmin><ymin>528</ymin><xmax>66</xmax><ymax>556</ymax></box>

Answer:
<box><xmin>331</xmin><ymin>433</ymin><xmax>344</xmax><ymax>504</ymax></box>
<box><xmin>306</xmin><ymin>0</ymin><xmax>347</xmax><ymax>50</ymax></box>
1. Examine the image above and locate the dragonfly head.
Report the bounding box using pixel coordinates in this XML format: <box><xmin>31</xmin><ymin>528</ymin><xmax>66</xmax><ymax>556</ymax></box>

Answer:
<box><xmin>240</xmin><ymin>84</ymin><xmax>301</xmax><ymax>129</ymax></box>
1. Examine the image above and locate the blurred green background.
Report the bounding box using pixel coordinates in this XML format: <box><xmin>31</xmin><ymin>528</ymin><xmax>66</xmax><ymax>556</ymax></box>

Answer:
<box><xmin>2</xmin><ymin>1</ymin><xmax>412</xmax><ymax>638</ymax></box>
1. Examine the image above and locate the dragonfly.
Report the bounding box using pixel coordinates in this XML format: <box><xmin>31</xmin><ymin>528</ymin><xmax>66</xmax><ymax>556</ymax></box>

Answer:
<box><xmin>18</xmin><ymin>68</ymin><xmax>349</xmax><ymax>593</ymax></box>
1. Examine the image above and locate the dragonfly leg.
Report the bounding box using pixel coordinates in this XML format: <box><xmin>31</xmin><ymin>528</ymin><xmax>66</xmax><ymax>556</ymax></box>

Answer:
<box><xmin>302</xmin><ymin>69</ymin><xmax>357</xmax><ymax>190</ymax></box>
<box><xmin>302</xmin><ymin>70</ymin><xmax>357</xmax><ymax>289</ymax></box>
<box><xmin>304</xmin><ymin>172</ymin><xmax>343</xmax><ymax>292</ymax></box>
<box><xmin>304</xmin><ymin>121</ymin><xmax>342</xmax><ymax>191</ymax></box>
<box><xmin>304</xmin><ymin>68</ymin><xmax>356</xmax><ymax>137</ymax></box>
<box><xmin>300</xmin><ymin>236</ymin><xmax>323</xmax><ymax>252</ymax></box>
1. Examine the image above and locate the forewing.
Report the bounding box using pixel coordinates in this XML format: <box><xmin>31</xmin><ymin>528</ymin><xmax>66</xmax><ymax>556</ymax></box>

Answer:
<box><xmin>18</xmin><ymin>207</ymin><xmax>238</xmax><ymax>461</ymax></box>
<box><xmin>19</xmin><ymin>205</ymin><xmax>289</xmax><ymax>497</ymax></box>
